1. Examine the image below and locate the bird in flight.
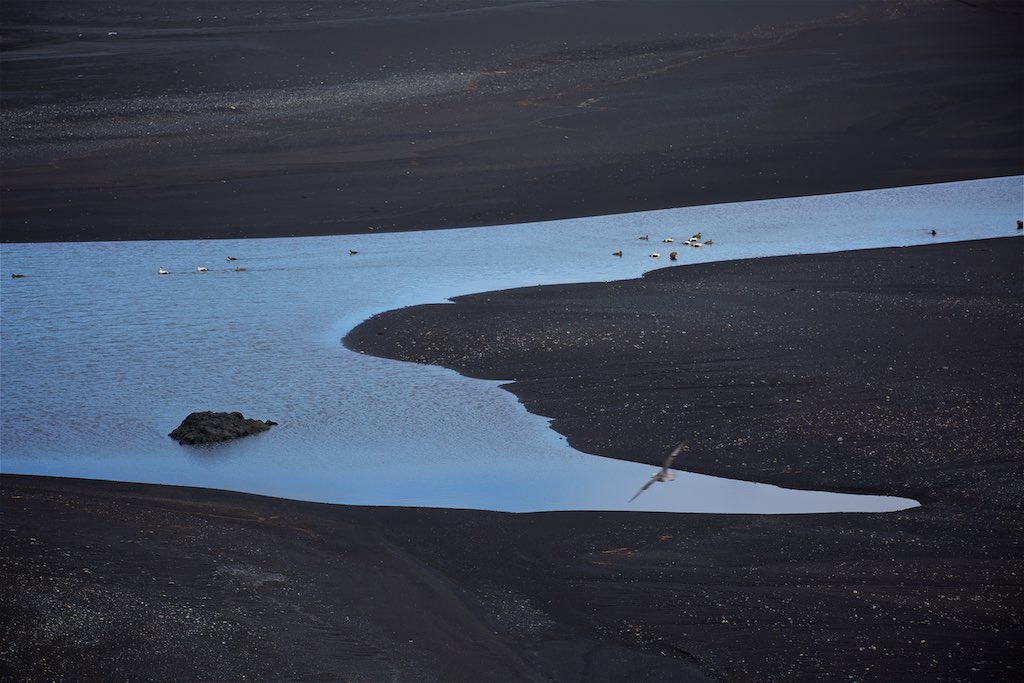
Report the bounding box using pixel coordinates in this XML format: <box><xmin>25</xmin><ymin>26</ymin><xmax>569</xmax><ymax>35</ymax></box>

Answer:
<box><xmin>629</xmin><ymin>442</ymin><xmax>687</xmax><ymax>502</ymax></box>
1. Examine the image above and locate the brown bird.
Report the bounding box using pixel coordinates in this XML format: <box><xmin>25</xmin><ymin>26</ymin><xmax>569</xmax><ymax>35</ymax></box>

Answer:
<box><xmin>638</xmin><ymin>234</ymin><xmax>649</xmax><ymax>241</ymax></box>
<box><xmin>612</xmin><ymin>250</ymin><xmax>623</xmax><ymax>257</ymax></box>
<box><xmin>1016</xmin><ymin>219</ymin><xmax>1022</xmax><ymax>231</ymax></box>
<box><xmin>630</xmin><ymin>443</ymin><xmax>687</xmax><ymax>502</ymax></box>
<box><xmin>349</xmin><ymin>249</ymin><xmax>359</xmax><ymax>255</ymax></box>
<box><xmin>669</xmin><ymin>251</ymin><xmax>678</xmax><ymax>261</ymax></box>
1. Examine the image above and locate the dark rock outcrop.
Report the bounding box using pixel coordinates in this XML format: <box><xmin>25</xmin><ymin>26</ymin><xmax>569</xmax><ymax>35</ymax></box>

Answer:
<box><xmin>169</xmin><ymin>411</ymin><xmax>277</xmax><ymax>445</ymax></box>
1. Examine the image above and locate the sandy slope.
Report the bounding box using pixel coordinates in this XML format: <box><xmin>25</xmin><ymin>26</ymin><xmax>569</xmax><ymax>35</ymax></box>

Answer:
<box><xmin>2</xmin><ymin>0</ymin><xmax>1021</xmax><ymax>241</ymax></box>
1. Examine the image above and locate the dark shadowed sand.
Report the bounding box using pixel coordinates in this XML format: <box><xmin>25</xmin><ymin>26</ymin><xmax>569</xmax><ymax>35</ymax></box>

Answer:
<box><xmin>2</xmin><ymin>0</ymin><xmax>1022</xmax><ymax>242</ymax></box>
<box><xmin>4</xmin><ymin>238</ymin><xmax>1022</xmax><ymax>681</ymax></box>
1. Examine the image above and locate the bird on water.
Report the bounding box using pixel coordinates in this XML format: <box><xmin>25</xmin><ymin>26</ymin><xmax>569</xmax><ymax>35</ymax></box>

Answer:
<box><xmin>630</xmin><ymin>442</ymin><xmax>687</xmax><ymax>502</ymax></box>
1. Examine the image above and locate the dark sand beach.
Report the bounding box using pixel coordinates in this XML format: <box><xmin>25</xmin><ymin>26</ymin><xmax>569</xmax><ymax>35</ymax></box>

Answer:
<box><xmin>4</xmin><ymin>238</ymin><xmax>1022</xmax><ymax>681</ymax></box>
<box><xmin>3</xmin><ymin>0</ymin><xmax>1024</xmax><ymax>680</ymax></box>
<box><xmin>2</xmin><ymin>0</ymin><xmax>1022</xmax><ymax>242</ymax></box>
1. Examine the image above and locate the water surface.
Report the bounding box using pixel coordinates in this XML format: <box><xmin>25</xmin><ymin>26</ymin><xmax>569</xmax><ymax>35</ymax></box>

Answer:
<box><xmin>2</xmin><ymin>176</ymin><xmax>1020</xmax><ymax>512</ymax></box>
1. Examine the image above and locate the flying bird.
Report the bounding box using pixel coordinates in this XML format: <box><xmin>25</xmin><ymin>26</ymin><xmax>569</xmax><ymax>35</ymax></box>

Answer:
<box><xmin>629</xmin><ymin>442</ymin><xmax>687</xmax><ymax>502</ymax></box>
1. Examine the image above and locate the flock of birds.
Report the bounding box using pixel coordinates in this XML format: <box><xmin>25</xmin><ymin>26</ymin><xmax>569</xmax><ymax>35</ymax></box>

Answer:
<box><xmin>619</xmin><ymin>230</ymin><xmax>714</xmax><ymax>261</ymax></box>
<box><xmin>156</xmin><ymin>249</ymin><xmax>361</xmax><ymax>276</ymax></box>
<box><xmin>158</xmin><ymin>256</ymin><xmax>246</xmax><ymax>275</ymax></box>
<box><xmin>9</xmin><ymin>221</ymin><xmax>1022</xmax><ymax>280</ymax></box>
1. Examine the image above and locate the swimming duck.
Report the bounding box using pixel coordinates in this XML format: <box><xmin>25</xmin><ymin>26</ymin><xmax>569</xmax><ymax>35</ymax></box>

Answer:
<box><xmin>11</xmin><ymin>273</ymin><xmax>26</xmax><ymax>279</ymax></box>
<box><xmin>704</xmin><ymin>239</ymin><xmax>713</xmax><ymax>246</ymax></box>
<box><xmin>669</xmin><ymin>251</ymin><xmax>678</xmax><ymax>261</ymax></box>
<box><xmin>663</xmin><ymin>238</ymin><xmax>674</xmax><ymax>243</ymax></box>
<box><xmin>349</xmin><ymin>249</ymin><xmax>358</xmax><ymax>255</ymax></box>
<box><xmin>638</xmin><ymin>235</ymin><xmax>649</xmax><ymax>241</ymax></box>
<box><xmin>649</xmin><ymin>252</ymin><xmax>661</xmax><ymax>258</ymax></box>
<box><xmin>158</xmin><ymin>268</ymin><xmax>168</xmax><ymax>275</ymax></box>
<box><xmin>196</xmin><ymin>266</ymin><xmax>208</xmax><ymax>272</ymax></box>
<box><xmin>612</xmin><ymin>250</ymin><xmax>623</xmax><ymax>257</ymax></box>
<box><xmin>226</xmin><ymin>256</ymin><xmax>237</xmax><ymax>261</ymax></box>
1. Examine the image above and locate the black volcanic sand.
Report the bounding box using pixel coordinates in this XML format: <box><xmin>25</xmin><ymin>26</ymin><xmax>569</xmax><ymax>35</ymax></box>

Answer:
<box><xmin>4</xmin><ymin>239</ymin><xmax>1022</xmax><ymax>682</ymax></box>
<box><xmin>2</xmin><ymin>0</ymin><xmax>1022</xmax><ymax>242</ymax></box>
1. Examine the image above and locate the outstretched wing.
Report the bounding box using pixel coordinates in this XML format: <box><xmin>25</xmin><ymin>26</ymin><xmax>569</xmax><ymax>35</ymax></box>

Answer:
<box><xmin>663</xmin><ymin>442</ymin><xmax>686</xmax><ymax>470</ymax></box>
<box><xmin>629</xmin><ymin>478</ymin><xmax>655</xmax><ymax>503</ymax></box>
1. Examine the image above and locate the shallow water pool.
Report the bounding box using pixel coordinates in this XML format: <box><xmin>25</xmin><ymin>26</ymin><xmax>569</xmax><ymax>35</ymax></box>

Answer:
<box><xmin>2</xmin><ymin>176</ymin><xmax>1020</xmax><ymax>512</ymax></box>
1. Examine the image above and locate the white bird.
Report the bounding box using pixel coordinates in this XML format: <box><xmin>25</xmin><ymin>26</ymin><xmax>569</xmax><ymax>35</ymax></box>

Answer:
<box><xmin>158</xmin><ymin>268</ymin><xmax>168</xmax><ymax>275</ymax></box>
<box><xmin>196</xmin><ymin>266</ymin><xmax>208</xmax><ymax>272</ymax></box>
<box><xmin>663</xmin><ymin>238</ymin><xmax>674</xmax><ymax>243</ymax></box>
<box><xmin>630</xmin><ymin>443</ymin><xmax>687</xmax><ymax>502</ymax></box>
<box><xmin>649</xmin><ymin>252</ymin><xmax>661</xmax><ymax>258</ymax></box>
<box><xmin>692</xmin><ymin>241</ymin><xmax>703</xmax><ymax>248</ymax></box>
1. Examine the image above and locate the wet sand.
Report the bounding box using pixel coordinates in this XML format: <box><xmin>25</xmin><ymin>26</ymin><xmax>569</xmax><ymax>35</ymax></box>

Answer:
<box><xmin>2</xmin><ymin>0</ymin><xmax>1022</xmax><ymax>242</ymax></box>
<box><xmin>5</xmin><ymin>237</ymin><xmax>1022</xmax><ymax>681</ymax></box>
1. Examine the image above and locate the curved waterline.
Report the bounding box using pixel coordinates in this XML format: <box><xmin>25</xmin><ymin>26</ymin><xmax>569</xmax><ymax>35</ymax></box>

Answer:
<box><xmin>2</xmin><ymin>177</ymin><xmax>1019</xmax><ymax>512</ymax></box>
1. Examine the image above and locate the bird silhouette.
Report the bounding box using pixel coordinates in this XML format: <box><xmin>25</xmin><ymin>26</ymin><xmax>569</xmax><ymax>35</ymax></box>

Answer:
<box><xmin>630</xmin><ymin>443</ymin><xmax>687</xmax><ymax>502</ymax></box>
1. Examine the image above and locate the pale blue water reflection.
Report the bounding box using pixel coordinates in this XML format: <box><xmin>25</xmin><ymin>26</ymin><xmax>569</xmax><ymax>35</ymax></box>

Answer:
<box><xmin>2</xmin><ymin>176</ymin><xmax>1020</xmax><ymax>512</ymax></box>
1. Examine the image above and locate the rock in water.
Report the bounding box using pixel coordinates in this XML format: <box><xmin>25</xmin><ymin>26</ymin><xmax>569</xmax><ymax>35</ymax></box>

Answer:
<box><xmin>169</xmin><ymin>411</ymin><xmax>277</xmax><ymax>445</ymax></box>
